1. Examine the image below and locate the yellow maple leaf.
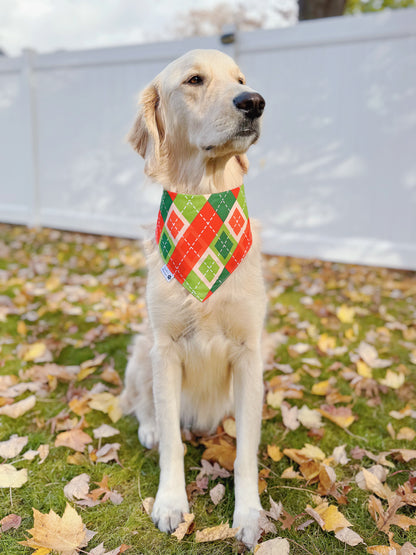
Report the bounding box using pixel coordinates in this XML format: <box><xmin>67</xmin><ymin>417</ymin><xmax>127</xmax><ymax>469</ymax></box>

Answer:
<box><xmin>267</xmin><ymin>444</ymin><xmax>283</xmax><ymax>462</ymax></box>
<box><xmin>356</xmin><ymin>360</ymin><xmax>372</xmax><ymax>378</ymax></box>
<box><xmin>22</xmin><ymin>342</ymin><xmax>48</xmax><ymax>362</ymax></box>
<box><xmin>336</xmin><ymin>305</ymin><xmax>355</xmax><ymax>324</ymax></box>
<box><xmin>19</xmin><ymin>504</ymin><xmax>89</xmax><ymax>554</ymax></box>
<box><xmin>314</xmin><ymin>502</ymin><xmax>352</xmax><ymax>532</ymax></box>
<box><xmin>17</xmin><ymin>321</ymin><xmax>27</xmax><ymax>336</ymax></box>
<box><xmin>298</xmin><ymin>444</ymin><xmax>326</xmax><ymax>461</ymax></box>
<box><xmin>311</xmin><ymin>380</ymin><xmax>331</xmax><ymax>396</ymax></box>
<box><xmin>317</xmin><ymin>334</ymin><xmax>336</xmax><ymax>353</ymax></box>
<box><xmin>88</xmin><ymin>393</ymin><xmax>122</xmax><ymax>423</ymax></box>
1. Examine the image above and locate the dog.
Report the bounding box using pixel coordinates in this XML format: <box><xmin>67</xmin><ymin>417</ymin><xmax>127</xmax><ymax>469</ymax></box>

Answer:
<box><xmin>121</xmin><ymin>49</ymin><xmax>267</xmax><ymax>549</ymax></box>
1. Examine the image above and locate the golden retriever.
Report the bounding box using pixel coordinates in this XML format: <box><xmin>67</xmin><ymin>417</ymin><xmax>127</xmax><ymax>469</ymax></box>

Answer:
<box><xmin>121</xmin><ymin>49</ymin><xmax>266</xmax><ymax>549</ymax></box>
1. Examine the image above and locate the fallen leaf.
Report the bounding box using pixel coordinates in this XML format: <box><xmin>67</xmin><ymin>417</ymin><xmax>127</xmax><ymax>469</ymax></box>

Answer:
<box><xmin>360</xmin><ymin>468</ymin><xmax>393</xmax><ymax>499</ymax></box>
<box><xmin>0</xmin><ymin>395</ymin><xmax>36</xmax><ymax>418</ymax></box>
<box><xmin>332</xmin><ymin>445</ymin><xmax>349</xmax><ymax>465</ymax></box>
<box><xmin>0</xmin><ymin>435</ymin><xmax>28</xmax><ymax>459</ymax></box>
<box><xmin>334</xmin><ymin>527</ymin><xmax>364</xmax><ymax>546</ymax></box>
<box><xmin>336</xmin><ymin>305</ymin><xmax>355</xmax><ymax>324</ymax></box>
<box><xmin>142</xmin><ymin>497</ymin><xmax>154</xmax><ymax>516</ymax></box>
<box><xmin>265</xmin><ymin>496</ymin><xmax>283</xmax><ymax>521</ymax></box>
<box><xmin>88</xmin><ymin>393</ymin><xmax>122</xmax><ymax>423</ymax></box>
<box><xmin>314</xmin><ymin>502</ymin><xmax>352</xmax><ymax>532</ymax></box>
<box><xmin>93</xmin><ymin>424</ymin><xmax>120</xmax><ymax>439</ymax></box>
<box><xmin>21</xmin><ymin>342</ymin><xmax>52</xmax><ymax>362</ymax></box>
<box><xmin>397</xmin><ymin>427</ymin><xmax>416</xmax><ymax>441</ymax></box>
<box><xmin>281</xmin><ymin>402</ymin><xmax>299</xmax><ymax>430</ymax></box>
<box><xmin>210</xmin><ymin>483</ymin><xmax>225</xmax><ymax>505</ymax></box>
<box><xmin>318</xmin><ymin>404</ymin><xmax>355</xmax><ymax>429</ymax></box>
<box><xmin>311</xmin><ymin>380</ymin><xmax>332</xmax><ymax>396</ymax></box>
<box><xmin>298</xmin><ymin>405</ymin><xmax>323</xmax><ymax>429</ymax></box>
<box><xmin>193</xmin><ymin>459</ymin><xmax>231</xmax><ymax>481</ymax></box>
<box><xmin>368</xmin><ymin>494</ymin><xmax>416</xmax><ymax>533</ymax></box>
<box><xmin>266</xmin><ymin>390</ymin><xmax>284</xmax><ymax>409</ymax></box>
<box><xmin>281</xmin><ymin>466</ymin><xmax>302</xmax><ymax>480</ymax></box>
<box><xmin>255</xmin><ymin>537</ymin><xmax>290</xmax><ymax>554</ymax></box>
<box><xmin>0</xmin><ymin>464</ymin><xmax>28</xmax><ymax>488</ymax></box>
<box><xmin>379</xmin><ymin>370</ymin><xmax>405</xmax><ymax>390</ymax></box>
<box><xmin>201</xmin><ymin>437</ymin><xmax>236</xmax><ymax>471</ymax></box>
<box><xmin>172</xmin><ymin>513</ymin><xmax>195</xmax><ymax>541</ymax></box>
<box><xmin>223</xmin><ymin>417</ymin><xmax>237</xmax><ymax>438</ymax></box>
<box><xmin>357</xmin><ymin>342</ymin><xmax>391</xmax><ymax>368</ymax></box>
<box><xmin>267</xmin><ymin>444</ymin><xmax>283</xmax><ymax>462</ymax></box>
<box><xmin>64</xmin><ymin>473</ymin><xmax>90</xmax><ymax>502</ymax></box>
<box><xmin>19</xmin><ymin>503</ymin><xmax>91</xmax><ymax>554</ymax></box>
<box><xmin>55</xmin><ymin>429</ymin><xmax>93</xmax><ymax>452</ymax></box>
<box><xmin>1</xmin><ymin>513</ymin><xmax>22</xmax><ymax>532</ymax></box>
<box><xmin>95</xmin><ymin>443</ymin><xmax>121</xmax><ymax>464</ymax></box>
<box><xmin>195</xmin><ymin>522</ymin><xmax>238</xmax><ymax>543</ymax></box>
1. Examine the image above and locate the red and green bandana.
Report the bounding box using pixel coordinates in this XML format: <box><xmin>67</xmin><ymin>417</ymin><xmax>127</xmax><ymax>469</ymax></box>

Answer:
<box><xmin>155</xmin><ymin>185</ymin><xmax>252</xmax><ymax>302</ymax></box>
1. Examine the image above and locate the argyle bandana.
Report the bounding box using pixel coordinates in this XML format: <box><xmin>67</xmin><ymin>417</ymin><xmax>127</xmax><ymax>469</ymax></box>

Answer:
<box><xmin>155</xmin><ymin>185</ymin><xmax>252</xmax><ymax>302</ymax></box>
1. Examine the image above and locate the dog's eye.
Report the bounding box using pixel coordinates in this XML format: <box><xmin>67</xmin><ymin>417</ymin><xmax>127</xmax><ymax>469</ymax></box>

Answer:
<box><xmin>186</xmin><ymin>75</ymin><xmax>204</xmax><ymax>85</ymax></box>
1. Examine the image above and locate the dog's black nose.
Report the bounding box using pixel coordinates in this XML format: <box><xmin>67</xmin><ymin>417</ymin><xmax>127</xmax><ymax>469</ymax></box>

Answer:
<box><xmin>233</xmin><ymin>92</ymin><xmax>265</xmax><ymax>119</ymax></box>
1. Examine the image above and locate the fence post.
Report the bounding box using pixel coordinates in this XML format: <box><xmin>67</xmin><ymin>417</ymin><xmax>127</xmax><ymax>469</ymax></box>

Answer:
<box><xmin>21</xmin><ymin>48</ymin><xmax>40</xmax><ymax>228</ymax></box>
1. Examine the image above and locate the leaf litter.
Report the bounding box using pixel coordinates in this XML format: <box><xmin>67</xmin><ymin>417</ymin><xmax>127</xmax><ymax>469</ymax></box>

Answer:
<box><xmin>1</xmin><ymin>223</ymin><xmax>416</xmax><ymax>553</ymax></box>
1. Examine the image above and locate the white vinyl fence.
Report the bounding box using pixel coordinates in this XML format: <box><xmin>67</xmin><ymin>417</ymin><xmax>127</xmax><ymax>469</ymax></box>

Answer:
<box><xmin>1</xmin><ymin>9</ymin><xmax>416</xmax><ymax>269</ymax></box>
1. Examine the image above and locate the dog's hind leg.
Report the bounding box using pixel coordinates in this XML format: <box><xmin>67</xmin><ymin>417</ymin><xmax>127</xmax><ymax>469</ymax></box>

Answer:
<box><xmin>120</xmin><ymin>335</ymin><xmax>159</xmax><ymax>449</ymax></box>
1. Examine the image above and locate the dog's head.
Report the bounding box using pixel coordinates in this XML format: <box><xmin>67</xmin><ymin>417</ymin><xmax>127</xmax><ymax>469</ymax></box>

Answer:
<box><xmin>128</xmin><ymin>49</ymin><xmax>265</xmax><ymax>179</ymax></box>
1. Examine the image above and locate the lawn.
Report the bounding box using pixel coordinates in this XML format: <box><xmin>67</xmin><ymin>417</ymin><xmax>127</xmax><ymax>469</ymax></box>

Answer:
<box><xmin>0</xmin><ymin>222</ymin><xmax>415</xmax><ymax>555</ymax></box>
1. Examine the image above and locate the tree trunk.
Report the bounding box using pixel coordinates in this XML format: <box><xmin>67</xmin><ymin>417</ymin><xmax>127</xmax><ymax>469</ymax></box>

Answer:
<box><xmin>298</xmin><ymin>0</ymin><xmax>347</xmax><ymax>20</ymax></box>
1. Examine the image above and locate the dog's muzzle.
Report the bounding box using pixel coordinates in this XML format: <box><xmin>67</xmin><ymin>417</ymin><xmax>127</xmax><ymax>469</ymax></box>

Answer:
<box><xmin>233</xmin><ymin>92</ymin><xmax>265</xmax><ymax>120</ymax></box>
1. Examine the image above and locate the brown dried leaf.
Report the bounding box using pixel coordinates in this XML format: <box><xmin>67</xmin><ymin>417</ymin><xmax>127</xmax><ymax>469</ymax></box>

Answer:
<box><xmin>201</xmin><ymin>437</ymin><xmax>236</xmax><ymax>471</ymax></box>
<box><xmin>171</xmin><ymin>513</ymin><xmax>195</xmax><ymax>541</ymax></box>
<box><xmin>195</xmin><ymin>522</ymin><xmax>238</xmax><ymax>543</ymax></box>
<box><xmin>210</xmin><ymin>483</ymin><xmax>225</xmax><ymax>505</ymax></box>
<box><xmin>55</xmin><ymin>429</ymin><xmax>93</xmax><ymax>452</ymax></box>
<box><xmin>1</xmin><ymin>513</ymin><xmax>22</xmax><ymax>532</ymax></box>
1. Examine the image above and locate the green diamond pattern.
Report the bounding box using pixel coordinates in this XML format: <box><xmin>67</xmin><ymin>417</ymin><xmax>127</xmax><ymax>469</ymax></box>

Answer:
<box><xmin>183</xmin><ymin>270</ymin><xmax>210</xmax><ymax>300</ymax></box>
<box><xmin>210</xmin><ymin>267</ymin><xmax>231</xmax><ymax>293</ymax></box>
<box><xmin>160</xmin><ymin>192</ymin><xmax>173</xmax><ymax>222</ymax></box>
<box><xmin>199</xmin><ymin>255</ymin><xmax>219</xmax><ymax>282</ymax></box>
<box><xmin>213</xmin><ymin>228</ymin><xmax>237</xmax><ymax>263</ymax></box>
<box><xmin>174</xmin><ymin>195</ymin><xmax>207</xmax><ymax>223</ymax></box>
<box><xmin>208</xmin><ymin>190</ymin><xmax>236</xmax><ymax>221</ymax></box>
<box><xmin>160</xmin><ymin>230</ymin><xmax>174</xmax><ymax>259</ymax></box>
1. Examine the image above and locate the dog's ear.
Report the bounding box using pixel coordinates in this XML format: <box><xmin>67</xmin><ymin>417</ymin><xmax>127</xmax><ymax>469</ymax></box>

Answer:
<box><xmin>127</xmin><ymin>83</ymin><xmax>164</xmax><ymax>173</ymax></box>
<box><xmin>235</xmin><ymin>154</ymin><xmax>249</xmax><ymax>174</ymax></box>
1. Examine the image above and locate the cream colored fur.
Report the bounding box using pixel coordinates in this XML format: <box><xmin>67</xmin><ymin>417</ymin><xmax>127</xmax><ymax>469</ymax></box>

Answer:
<box><xmin>120</xmin><ymin>49</ymin><xmax>267</xmax><ymax>550</ymax></box>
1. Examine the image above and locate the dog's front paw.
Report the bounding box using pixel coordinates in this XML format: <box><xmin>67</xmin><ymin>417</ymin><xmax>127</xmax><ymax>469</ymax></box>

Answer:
<box><xmin>152</xmin><ymin>490</ymin><xmax>189</xmax><ymax>534</ymax></box>
<box><xmin>138</xmin><ymin>422</ymin><xmax>158</xmax><ymax>449</ymax></box>
<box><xmin>233</xmin><ymin>507</ymin><xmax>262</xmax><ymax>551</ymax></box>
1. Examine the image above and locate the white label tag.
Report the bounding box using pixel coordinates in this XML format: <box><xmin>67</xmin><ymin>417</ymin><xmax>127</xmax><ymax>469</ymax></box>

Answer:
<box><xmin>161</xmin><ymin>264</ymin><xmax>174</xmax><ymax>282</ymax></box>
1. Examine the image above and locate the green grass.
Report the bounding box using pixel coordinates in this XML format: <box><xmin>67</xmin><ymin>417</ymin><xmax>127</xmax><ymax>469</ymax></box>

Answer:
<box><xmin>0</xmin><ymin>223</ymin><xmax>415</xmax><ymax>555</ymax></box>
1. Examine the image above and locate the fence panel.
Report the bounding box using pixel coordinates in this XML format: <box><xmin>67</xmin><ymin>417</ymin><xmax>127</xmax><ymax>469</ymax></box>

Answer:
<box><xmin>0</xmin><ymin>9</ymin><xmax>415</xmax><ymax>269</ymax></box>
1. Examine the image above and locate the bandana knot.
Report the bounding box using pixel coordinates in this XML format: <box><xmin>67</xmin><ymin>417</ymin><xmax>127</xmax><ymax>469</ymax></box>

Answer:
<box><xmin>155</xmin><ymin>185</ymin><xmax>252</xmax><ymax>302</ymax></box>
